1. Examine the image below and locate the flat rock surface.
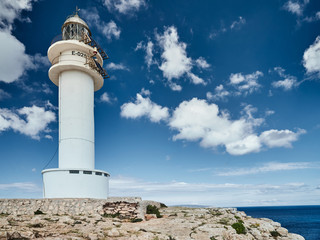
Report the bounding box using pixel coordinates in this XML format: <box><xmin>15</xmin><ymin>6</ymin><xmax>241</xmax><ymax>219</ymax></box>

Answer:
<box><xmin>0</xmin><ymin>207</ymin><xmax>305</xmax><ymax>240</ymax></box>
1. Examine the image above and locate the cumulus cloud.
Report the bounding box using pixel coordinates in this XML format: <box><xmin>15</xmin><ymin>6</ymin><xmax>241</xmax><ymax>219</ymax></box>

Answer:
<box><xmin>82</xmin><ymin>8</ymin><xmax>120</xmax><ymax>40</ymax></box>
<box><xmin>195</xmin><ymin>57</ymin><xmax>210</xmax><ymax>69</ymax></box>
<box><xmin>303</xmin><ymin>36</ymin><xmax>320</xmax><ymax>75</ymax></box>
<box><xmin>187</xmin><ymin>72</ymin><xmax>206</xmax><ymax>85</ymax></box>
<box><xmin>229</xmin><ymin>71</ymin><xmax>263</xmax><ymax>95</ymax></box>
<box><xmin>156</xmin><ymin>26</ymin><xmax>208</xmax><ymax>90</ymax></box>
<box><xmin>217</xmin><ymin>161</ymin><xmax>315</xmax><ymax>176</ymax></box>
<box><xmin>104</xmin><ymin>0</ymin><xmax>146</xmax><ymax>15</ymax></box>
<box><xmin>100</xmin><ymin>92</ymin><xmax>111</xmax><ymax>103</ymax></box>
<box><xmin>272</xmin><ymin>78</ymin><xmax>297</xmax><ymax>90</ymax></box>
<box><xmin>208</xmin><ymin>84</ymin><xmax>230</xmax><ymax>101</ymax></box>
<box><xmin>106</xmin><ymin>62</ymin><xmax>129</xmax><ymax>71</ymax></box>
<box><xmin>169</xmin><ymin>98</ymin><xmax>262</xmax><ymax>155</ymax></box>
<box><xmin>100</xmin><ymin>92</ymin><xmax>117</xmax><ymax>104</ymax></box>
<box><xmin>0</xmin><ymin>31</ymin><xmax>30</xmax><ymax>83</ymax></box>
<box><xmin>303</xmin><ymin>11</ymin><xmax>320</xmax><ymax>22</ymax></box>
<box><xmin>120</xmin><ymin>93</ymin><xmax>169</xmax><ymax>123</ymax></box>
<box><xmin>284</xmin><ymin>1</ymin><xmax>303</xmax><ymax>16</ymax></box>
<box><xmin>271</xmin><ymin>67</ymin><xmax>298</xmax><ymax>91</ymax></box>
<box><xmin>140</xmin><ymin>88</ymin><xmax>151</xmax><ymax>96</ymax></box>
<box><xmin>0</xmin><ymin>1</ymin><xmax>48</xmax><ymax>84</ymax></box>
<box><xmin>135</xmin><ymin>41</ymin><xmax>155</xmax><ymax>69</ymax></box>
<box><xmin>230</xmin><ymin>16</ymin><xmax>246</xmax><ymax>29</ymax></box>
<box><xmin>168</xmin><ymin>98</ymin><xmax>303</xmax><ymax>155</ymax></box>
<box><xmin>0</xmin><ymin>105</ymin><xmax>56</xmax><ymax>140</ymax></box>
<box><xmin>260</xmin><ymin>129</ymin><xmax>306</xmax><ymax>148</ymax></box>
<box><xmin>0</xmin><ymin>0</ymin><xmax>33</xmax><ymax>30</ymax></box>
<box><xmin>156</xmin><ymin>26</ymin><xmax>192</xmax><ymax>80</ymax></box>
<box><xmin>121</xmin><ymin>94</ymin><xmax>304</xmax><ymax>155</ymax></box>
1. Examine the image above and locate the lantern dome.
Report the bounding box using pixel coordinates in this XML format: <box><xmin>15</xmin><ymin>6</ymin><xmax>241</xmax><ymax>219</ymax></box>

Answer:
<box><xmin>61</xmin><ymin>13</ymin><xmax>91</xmax><ymax>40</ymax></box>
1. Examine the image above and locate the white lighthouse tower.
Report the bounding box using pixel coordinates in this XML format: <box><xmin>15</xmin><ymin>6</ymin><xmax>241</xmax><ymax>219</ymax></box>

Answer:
<box><xmin>42</xmin><ymin>10</ymin><xmax>110</xmax><ymax>199</ymax></box>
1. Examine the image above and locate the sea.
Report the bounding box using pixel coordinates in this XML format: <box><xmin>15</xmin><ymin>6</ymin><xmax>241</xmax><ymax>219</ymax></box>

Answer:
<box><xmin>237</xmin><ymin>205</ymin><xmax>320</xmax><ymax>240</ymax></box>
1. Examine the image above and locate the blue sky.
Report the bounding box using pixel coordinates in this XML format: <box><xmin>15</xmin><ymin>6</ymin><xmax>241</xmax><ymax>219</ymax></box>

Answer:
<box><xmin>0</xmin><ymin>0</ymin><xmax>320</xmax><ymax>207</ymax></box>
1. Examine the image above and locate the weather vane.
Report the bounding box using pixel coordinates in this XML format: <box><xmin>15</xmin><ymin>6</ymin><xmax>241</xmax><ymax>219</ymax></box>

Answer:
<box><xmin>75</xmin><ymin>6</ymin><xmax>80</xmax><ymax>15</ymax></box>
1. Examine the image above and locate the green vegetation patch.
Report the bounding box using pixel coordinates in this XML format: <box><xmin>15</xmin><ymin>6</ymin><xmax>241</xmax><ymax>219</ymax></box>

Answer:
<box><xmin>270</xmin><ymin>230</ymin><xmax>281</xmax><ymax>238</ymax></box>
<box><xmin>146</xmin><ymin>205</ymin><xmax>162</xmax><ymax>218</ymax></box>
<box><xmin>232</xmin><ymin>222</ymin><xmax>246</xmax><ymax>234</ymax></box>
<box><xmin>218</xmin><ymin>218</ymin><xmax>230</xmax><ymax>225</ymax></box>
<box><xmin>131</xmin><ymin>218</ymin><xmax>143</xmax><ymax>223</ymax></box>
<box><xmin>34</xmin><ymin>209</ymin><xmax>44</xmax><ymax>215</ymax></box>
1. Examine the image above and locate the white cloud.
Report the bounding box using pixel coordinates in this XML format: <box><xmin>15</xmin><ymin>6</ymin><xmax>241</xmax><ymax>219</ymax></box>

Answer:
<box><xmin>0</xmin><ymin>1</ymin><xmax>47</xmax><ymax>83</ymax></box>
<box><xmin>120</xmin><ymin>93</ymin><xmax>169</xmax><ymax>123</ymax></box>
<box><xmin>260</xmin><ymin>129</ymin><xmax>306</xmax><ymax>148</ymax></box>
<box><xmin>217</xmin><ymin>162</ymin><xmax>314</xmax><ymax>176</ymax></box>
<box><xmin>0</xmin><ymin>182</ymin><xmax>40</xmax><ymax>192</ymax></box>
<box><xmin>145</xmin><ymin>41</ymin><xmax>154</xmax><ymax>68</ymax></box>
<box><xmin>0</xmin><ymin>0</ymin><xmax>33</xmax><ymax>30</ymax></box>
<box><xmin>106</xmin><ymin>62</ymin><xmax>129</xmax><ymax>71</ymax></box>
<box><xmin>303</xmin><ymin>11</ymin><xmax>320</xmax><ymax>22</ymax></box>
<box><xmin>284</xmin><ymin>1</ymin><xmax>303</xmax><ymax>16</ymax></box>
<box><xmin>0</xmin><ymin>31</ymin><xmax>49</xmax><ymax>83</ymax></box>
<box><xmin>100</xmin><ymin>92</ymin><xmax>111</xmax><ymax>103</ymax></box>
<box><xmin>0</xmin><ymin>89</ymin><xmax>11</xmax><ymax>100</ymax></box>
<box><xmin>168</xmin><ymin>98</ymin><xmax>303</xmax><ymax>155</ymax></box>
<box><xmin>44</xmin><ymin>135</ymin><xmax>53</xmax><ymax>140</ymax></box>
<box><xmin>104</xmin><ymin>0</ymin><xmax>146</xmax><ymax>15</ymax></box>
<box><xmin>0</xmin><ymin>30</ymin><xmax>31</xmax><ymax>83</ymax></box>
<box><xmin>230</xmin><ymin>16</ymin><xmax>246</xmax><ymax>29</ymax></box>
<box><xmin>169</xmin><ymin>98</ymin><xmax>263</xmax><ymax>155</ymax></box>
<box><xmin>272</xmin><ymin>67</ymin><xmax>298</xmax><ymax>91</ymax></box>
<box><xmin>195</xmin><ymin>57</ymin><xmax>210</xmax><ymax>69</ymax></box>
<box><xmin>121</xmin><ymin>95</ymin><xmax>304</xmax><ymax>155</ymax></box>
<box><xmin>156</xmin><ymin>26</ymin><xmax>207</xmax><ymax>89</ymax></box>
<box><xmin>265</xmin><ymin>110</ymin><xmax>275</xmax><ymax>116</ymax></box>
<box><xmin>100</xmin><ymin>92</ymin><xmax>117</xmax><ymax>104</ymax></box>
<box><xmin>229</xmin><ymin>71</ymin><xmax>263</xmax><ymax>95</ymax></box>
<box><xmin>206</xmin><ymin>91</ymin><xmax>214</xmax><ymax>101</ymax></box>
<box><xmin>101</xmin><ymin>20</ymin><xmax>121</xmax><ymax>40</ymax></box>
<box><xmin>210</xmin><ymin>84</ymin><xmax>230</xmax><ymax>101</ymax></box>
<box><xmin>135</xmin><ymin>41</ymin><xmax>154</xmax><ymax>68</ymax></box>
<box><xmin>82</xmin><ymin>8</ymin><xmax>120</xmax><ymax>40</ymax></box>
<box><xmin>140</xmin><ymin>88</ymin><xmax>151</xmax><ymax>96</ymax></box>
<box><xmin>168</xmin><ymin>82</ymin><xmax>182</xmax><ymax>92</ymax></box>
<box><xmin>272</xmin><ymin>78</ymin><xmax>297</xmax><ymax>90</ymax></box>
<box><xmin>156</xmin><ymin>26</ymin><xmax>192</xmax><ymax>81</ymax></box>
<box><xmin>303</xmin><ymin>36</ymin><xmax>320</xmax><ymax>75</ymax></box>
<box><xmin>187</xmin><ymin>72</ymin><xmax>206</xmax><ymax>85</ymax></box>
<box><xmin>109</xmin><ymin>175</ymin><xmax>318</xmax><ymax>206</ymax></box>
<box><xmin>0</xmin><ymin>105</ymin><xmax>56</xmax><ymax>140</ymax></box>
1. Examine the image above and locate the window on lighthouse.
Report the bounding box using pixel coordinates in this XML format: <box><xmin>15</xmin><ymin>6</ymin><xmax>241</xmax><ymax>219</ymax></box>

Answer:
<box><xmin>62</xmin><ymin>23</ymin><xmax>90</xmax><ymax>41</ymax></box>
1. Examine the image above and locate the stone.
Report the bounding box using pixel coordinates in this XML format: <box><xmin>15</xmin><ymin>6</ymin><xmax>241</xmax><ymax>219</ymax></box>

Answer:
<box><xmin>277</xmin><ymin>226</ymin><xmax>289</xmax><ymax>236</ymax></box>
<box><xmin>145</xmin><ymin>214</ymin><xmax>157</xmax><ymax>220</ymax></box>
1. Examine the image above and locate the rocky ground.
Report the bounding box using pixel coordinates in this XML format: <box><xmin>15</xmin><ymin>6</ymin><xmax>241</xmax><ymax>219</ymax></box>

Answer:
<box><xmin>0</xmin><ymin>206</ymin><xmax>305</xmax><ymax>240</ymax></box>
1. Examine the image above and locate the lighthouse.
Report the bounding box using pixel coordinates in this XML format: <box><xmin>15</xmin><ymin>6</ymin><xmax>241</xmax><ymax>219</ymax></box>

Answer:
<box><xmin>42</xmin><ymin>10</ymin><xmax>110</xmax><ymax>199</ymax></box>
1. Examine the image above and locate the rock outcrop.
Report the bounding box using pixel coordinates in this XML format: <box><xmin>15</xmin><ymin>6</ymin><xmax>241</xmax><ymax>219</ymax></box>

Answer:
<box><xmin>0</xmin><ymin>203</ymin><xmax>305</xmax><ymax>240</ymax></box>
